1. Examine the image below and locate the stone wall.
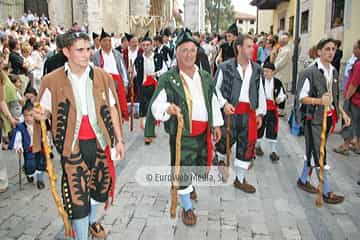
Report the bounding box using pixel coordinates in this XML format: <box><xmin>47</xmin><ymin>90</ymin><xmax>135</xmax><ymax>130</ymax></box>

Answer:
<box><xmin>0</xmin><ymin>0</ymin><xmax>24</xmax><ymax>26</ymax></box>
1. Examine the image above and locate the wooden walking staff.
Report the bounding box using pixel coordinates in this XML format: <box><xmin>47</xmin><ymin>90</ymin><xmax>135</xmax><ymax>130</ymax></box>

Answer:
<box><xmin>170</xmin><ymin>112</ymin><xmax>184</xmax><ymax>218</ymax></box>
<box><xmin>18</xmin><ymin>153</ymin><xmax>22</xmax><ymax>190</ymax></box>
<box><xmin>34</xmin><ymin>103</ymin><xmax>72</xmax><ymax>238</ymax></box>
<box><xmin>315</xmin><ymin>104</ymin><xmax>329</xmax><ymax>208</ymax></box>
<box><xmin>225</xmin><ymin>115</ymin><xmax>231</xmax><ymax>176</ymax></box>
<box><xmin>129</xmin><ymin>60</ymin><xmax>135</xmax><ymax>132</ymax></box>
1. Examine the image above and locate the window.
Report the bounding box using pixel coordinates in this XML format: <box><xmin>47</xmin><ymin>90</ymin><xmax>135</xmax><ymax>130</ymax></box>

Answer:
<box><xmin>239</xmin><ymin>20</ymin><xmax>243</xmax><ymax>24</ymax></box>
<box><xmin>301</xmin><ymin>10</ymin><xmax>309</xmax><ymax>33</ymax></box>
<box><xmin>331</xmin><ymin>0</ymin><xmax>344</xmax><ymax>28</ymax></box>
<box><xmin>279</xmin><ymin>18</ymin><xmax>285</xmax><ymax>31</ymax></box>
<box><xmin>250</xmin><ymin>20</ymin><xmax>255</xmax><ymax>24</ymax></box>
<box><xmin>288</xmin><ymin>16</ymin><xmax>294</xmax><ymax>36</ymax></box>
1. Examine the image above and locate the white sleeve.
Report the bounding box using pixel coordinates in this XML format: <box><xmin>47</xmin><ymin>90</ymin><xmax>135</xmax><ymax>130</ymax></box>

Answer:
<box><xmin>157</xmin><ymin>61</ymin><xmax>168</xmax><ymax>77</ymax></box>
<box><xmin>13</xmin><ymin>131</ymin><xmax>23</xmax><ymax>152</ymax></box>
<box><xmin>276</xmin><ymin>87</ymin><xmax>287</xmax><ymax>103</ymax></box>
<box><xmin>40</xmin><ymin>88</ymin><xmax>52</xmax><ymax>113</ymax></box>
<box><xmin>256</xmin><ymin>77</ymin><xmax>267</xmax><ymax>116</ymax></box>
<box><xmin>108</xmin><ymin>88</ymin><xmax>116</xmax><ymax>107</ymax></box>
<box><xmin>211</xmin><ymin>93</ymin><xmax>224</xmax><ymax>127</ymax></box>
<box><xmin>215</xmin><ymin>69</ymin><xmax>227</xmax><ymax>108</ymax></box>
<box><xmin>299</xmin><ymin>78</ymin><xmax>310</xmax><ymax>101</ymax></box>
<box><xmin>151</xmin><ymin>89</ymin><xmax>171</xmax><ymax>122</ymax></box>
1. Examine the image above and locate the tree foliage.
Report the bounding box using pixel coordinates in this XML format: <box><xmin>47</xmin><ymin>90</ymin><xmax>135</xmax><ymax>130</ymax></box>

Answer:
<box><xmin>206</xmin><ymin>0</ymin><xmax>235</xmax><ymax>32</ymax></box>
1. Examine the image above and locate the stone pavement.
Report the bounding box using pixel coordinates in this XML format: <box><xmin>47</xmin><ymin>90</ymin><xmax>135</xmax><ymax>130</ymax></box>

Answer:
<box><xmin>0</xmin><ymin>118</ymin><xmax>360</xmax><ymax>240</ymax></box>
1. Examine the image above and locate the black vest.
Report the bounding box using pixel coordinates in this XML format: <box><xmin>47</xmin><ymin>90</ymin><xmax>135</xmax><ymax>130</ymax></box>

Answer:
<box><xmin>216</xmin><ymin>58</ymin><xmax>263</xmax><ymax>110</ymax></box>
<box><xmin>134</xmin><ymin>52</ymin><xmax>164</xmax><ymax>89</ymax></box>
<box><xmin>220</xmin><ymin>42</ymin><xmax>235</xmax><ymax>62</ymax></box>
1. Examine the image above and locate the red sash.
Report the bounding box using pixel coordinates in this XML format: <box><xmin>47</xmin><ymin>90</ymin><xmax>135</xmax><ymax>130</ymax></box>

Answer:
<box><xmin>78</xmin><ymin>116</ymin><xmax>115</xmax><ymax>208</ymax></box>
<box><xmin>266</xmin><ymin>100</ymin><xmax>279</xmax><ymax>134</ymax></box>
<box><xmin>78</xmin><ymin>116</ymin><xmax>96</xmax><ymax>140</ymax></box>
<box><xmin>191</xmin><ymin>121</ymin><xmax>212</xmax><ymax>167</ymax></box>
<box><xmin>327</xmin><ymin>109</ymin><xmax>337</xmax><ymax>134</ymax></box>
<box><xmin>110</xmin><ymin>73</ymin><xmax>129</xmax><ymax>121</ymax></box>
<box><xmin>143</xmin><ymin>75</ymin><xmax>158</xmax><ymax>87</ymax></box>
<box><xmin>234</xmin><ymin>102</ymin><xmax>257</xmax><ymax>160</ymax></box>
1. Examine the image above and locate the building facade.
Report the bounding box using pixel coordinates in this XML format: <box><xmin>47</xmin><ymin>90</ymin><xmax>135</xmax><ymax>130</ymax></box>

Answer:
<box><xmin>235</xmin><ymin>12</ymin><xmax>256</xmax><ymax>34</ymax></box>
<box><xmin>252</xmin><ymin>0</ymin><xmax>359</xmax><ymax>73</ymax></box>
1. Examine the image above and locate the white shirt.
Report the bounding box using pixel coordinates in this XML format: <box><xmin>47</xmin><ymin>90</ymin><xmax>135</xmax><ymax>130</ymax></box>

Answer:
<box><xmin>264</xmin><ymin>77</ymin><xmax>286</xmax><ymax>102</ymax></box>
<box><xmin>128</xmin><ymin>47</ymin><xmax>139</xmax><ymax>65</ymax></box>
<box><xmin>102</xmin><ymin>50</ymin><xmax>119</xmax><ymax>75</ymax></box>
<box><xmin>143</xmin><ymin>53</ymin><xmax>156</xmax><ymax>82</ymax></box>
<box><xmin>40</xmin><ymin>63</ymin><xmax>116</xmax><ymax>115</ymax></box>
<box><xmin>215</xmin><ymin>61</ymin><xmax>267</xmax><ymax>116</ymax></box>
<box><xmin>151</xmin><ymin>66</ymin><xmax>224</xmax><ymax>127</ymax></box>
<box><xmin>299</xmin><ymin>58</ymin><xmax>335</xmax><ymax>101</ymax></box>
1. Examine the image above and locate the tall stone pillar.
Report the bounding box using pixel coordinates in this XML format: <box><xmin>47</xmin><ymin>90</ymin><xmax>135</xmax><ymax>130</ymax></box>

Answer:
<box><xmin>184</xmin><ymin>0</ymin><xmax>205</xmax><ymax>32</ymax></box>
<box><xmin>48</xmin><ymin>0</ymin><xmax>72</xmax><ymax>27</ymax></box>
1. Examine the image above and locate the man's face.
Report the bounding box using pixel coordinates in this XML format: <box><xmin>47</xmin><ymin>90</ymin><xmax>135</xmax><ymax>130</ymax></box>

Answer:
<box><xmin>353</xmin><ymin>43</ymin><xmax>360</xmax><ymax>58</ymax></box>
<box><xmin>129</xmin><ymin>37</ymin><xmax>138</xmax><ymax>49</ymax></box>
<box><xmin>226</xmin><ymin>33</ymin><xmax>235</xmax><ymax>43</ymax></box>
<box><xmin>122</xmin><ymin>39</ymin><xmax>129</xmax><ymax>49</ymax></box>
<box><xmin>162</xmin><ymin>35</ymin><xmax>169</xmax><ymax>44</ymax></box>
<box><xmin>154</xmin><ymin>40</ymin><xmax>161</xmax><ymax>48</ymax></box>
<box><xmin>237</xmin><ymin>38</ymin><xmax>253</xmax><ymax>60</ymax></box>
<box><xmin>94</xmin><ymin>38</ymin><xmax>100</xmax><ymax>47</ymax></box>
<box><xmin>23</xmin><ymin>110</ymin><xmax>34</xmax><ymax>125</ymax></box>
<box><xmin>263</xmin><ymin>68</ymin><xmax>274</xmax><ymax>80</ymax></box>
<box><xmin>63</xmin><ymin>39</ymin><xmax>91</xmax><ymax>69</ymax></box>
<box><xmin>176</xmin><ymin>42</ymin><xmax>197</xmax><ymax>69</ymax></box>
<box><xmin>318</xmin><ymin>41</ymin><xmax>336</xmax><ymax>64</ymax></box>
<box><xmin>100</xmin><ymin>37</ymin><xmax>112</xmax><ymax>52</ymax></box>
<box><xmin>193</xmin><ymin>35</ymin><xmax>200</xmax><ymax>44</ymax></box>
<box><xmin>142</xmin><ymin>40</ymin><xmax>153</xmax><ymax>54</ymax></box>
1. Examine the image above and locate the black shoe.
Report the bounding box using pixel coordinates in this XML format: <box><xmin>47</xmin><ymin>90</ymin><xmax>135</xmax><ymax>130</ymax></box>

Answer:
<box><xmin>256</xmin><ymin>146</ymin><xmax>264</xmax><ymax>156</ymax></box>
<box><xmin>270</xmin><ymin>152</ymin><xmax>280</xmax><ymax>162</ymax></box>
<box><xmin>26</xmin><ymin>176</ymin><xmax>34</xmax><ymax>183</ymax></box>
<box><xmin>357</xmin><ymin>179</ymin><xmax>360</xmax><ymax>186</ymax></box>
<box><xmin>37</xmin><ymin>181</ymin><xmax>45</xmax><ymax>190</ymax></box>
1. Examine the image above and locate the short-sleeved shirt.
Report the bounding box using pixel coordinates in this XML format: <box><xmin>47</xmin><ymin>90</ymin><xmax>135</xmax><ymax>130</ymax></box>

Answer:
<box><xmin>9</xmin><ymin>51</ymin><xmax>26</xmax><ymax>75</ymax></box>
<box><xmin>346</xmin><ymin>59</ymin><xmax>360</xmax><ymax>107</ymax></box>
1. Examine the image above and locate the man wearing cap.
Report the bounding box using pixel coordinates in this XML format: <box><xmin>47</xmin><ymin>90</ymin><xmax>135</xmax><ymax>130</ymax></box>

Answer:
<box><xmin>91</xmin><ymin>32</ymin><xmax>101</xmax><ymax>52</ymax></box>
<box><xmin>134</xmin><ymin>32</ymin><xmax>167</xmax><ymax>144</ymax></box>
<box><xmin>145</xmin><ymin>30</ymin><xmax>223</xmax><ymax>226</ymax></box>
<box><xmin>295</xmin><ymin>38</ymin><xmax>348</xmax><ymax>204</ymax></box>
<box><xmin>154</xmin><ymin>35</ymin><xmax>173</xmax><ymax>69</ymax></box>
<box><xmin>123</xmin><ymin>33</ymin><xmax>143</xmax><ymax>70</ymax></box>
<box><xmin>216</xmin><ymin>23</ymin><xmax>238</xmax><ymax>65</ymax></box>
<box><xmin>33</xmin><ymin>30</ymin><xmax>125</xmax><ymax>239</ymax></box>
<box><xmin>92</xmin><ymin>28</ymin><xmax>129</xmax><ymax>121</ymax></box>
<box><xmin>255</xmin><ymin>62</ymin><xmax>286</xmax><ymax>161</ymax></box>
<box><xmin>214</xmin><ymin>34</ymin><xmax>267</xmax><ymax>193</ymax></box>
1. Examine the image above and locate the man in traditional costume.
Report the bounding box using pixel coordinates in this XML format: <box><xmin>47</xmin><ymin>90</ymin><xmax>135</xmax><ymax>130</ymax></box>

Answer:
<box><xmin>145</xmin><ymin>30</ymin><xmax>223</xmax><ymax>225</ymax></box>
<box><xmin>134</xmin><ymin>32</ymin><xmax>167</xmax><ymax>144</ymax></box>
<box><xmin>92</xmin><ymin>28</ymin><xmax>129</xmax><ymax>121</ymax></box>
<box><xmin>123</xmin><ymin>33</ymin><xmax>143</xmax><ymax>70</ymax></box>
<box><xmin>255</xmin><ymin>62</ymin><xmax>286</xmax><ymax>162</ymax></box>
<box><xmin>33</xmin><ymin>31</ymin><xmax>125</xmax><ymax>239</ymax></box>
<box><xmin>295</xmin><ymin>38</ymin><xmax>348</xmax><ymax>204</ymax></box>
<box><xmin>214</xmin><ymin>34</ymin><xmax>267</xmax><ymax>193</ymax></box>
<box><xmin>154</xmin><ymin>35</ymin><xmax>174</xmax><ymax>69</ymax></box>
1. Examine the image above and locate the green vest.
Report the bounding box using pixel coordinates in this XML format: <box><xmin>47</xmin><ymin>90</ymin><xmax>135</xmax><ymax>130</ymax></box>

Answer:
<box><xmin>145</xmin><ymin>68</ymin><xmax>215</xmax><ymax>137</ymax></box>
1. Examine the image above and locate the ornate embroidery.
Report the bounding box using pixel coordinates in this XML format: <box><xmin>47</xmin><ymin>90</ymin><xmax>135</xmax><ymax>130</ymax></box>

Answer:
<box><xmin>100</xmin><ymin>105</ymin><xmax>115</xmax><ymax>146</ymax></box>
<box><xmin>54</xmin><ymin>99</ymin><xmax>70</xmax><ymax>154</ymax></box>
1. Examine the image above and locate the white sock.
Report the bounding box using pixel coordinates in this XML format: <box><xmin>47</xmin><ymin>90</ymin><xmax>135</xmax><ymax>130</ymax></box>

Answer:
<box><xmin>236</xmin><ymin>167</ymin><xmax>245</xmax><ymax>183</ymax></box>
<box><xmin>256</xmin><ymin>139</ymin><xmax>262</xmax><ymax>148</ymax></box>
<box><xmin>270</xmin><ymin>141</ymin><xmax>277</xmax><ymax>153</ymax></box>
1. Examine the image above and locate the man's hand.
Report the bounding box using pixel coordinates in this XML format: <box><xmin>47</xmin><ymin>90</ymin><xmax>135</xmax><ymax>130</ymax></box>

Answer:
<box><xmin>212</xmin><ymin>127</ymin><xmax>222</xmax><ymax>143</ymax></box>
<box><xmin>33</xmin><ymin>106</ymin><xmax>49</xmax><ymax>121</ymax></box>
<box><xmin>342</xmin><ymin>111</ymin><xmax>351</xmax><ymax>127</ymax></box>
<box><xmin>16</xmin><ymin>147</ymin><xmax>23</xmax><ymax>155</ymax></box>
<box><xmin>275</xmin><ymin>97</ymin><xmax>282</xmax><ymax>105</ymax></box>
<box><xmin>115</xmin><ymin>141</ymin><xmax>125</xmax><ymax>161</ymax></box>
<box><xmin>223</xmin><ymin>103</ymin><xmax>235</xmax><ymax>115</ymax></box>
<box><xmin>166</xmin><ymin>103</ymin><xmax>181</xmax><ymax>116</ymax></box>
<box><xmin>256</xmin><ymin>116</ymin><xmax>263</xmax><ymax>129</ymax></box>
<box><xmin>321</xmin><ymin>92</ymin><xmax>331</xmax><ymax>106</ymax></box>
